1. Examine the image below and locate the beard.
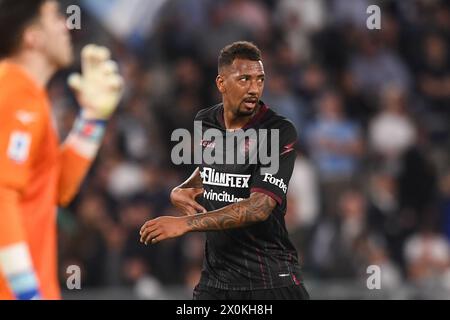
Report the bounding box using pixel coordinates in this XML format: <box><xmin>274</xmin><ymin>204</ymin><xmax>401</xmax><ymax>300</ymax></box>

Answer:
<box><xmin>236</xmin><ymin>108</ymin><xmax>256</xmax><ymax>117</ymax></box>
<box><xmin>236</xmin><ymin>100</ymin><xmax>259</xmax><ymax>117</ymax></box>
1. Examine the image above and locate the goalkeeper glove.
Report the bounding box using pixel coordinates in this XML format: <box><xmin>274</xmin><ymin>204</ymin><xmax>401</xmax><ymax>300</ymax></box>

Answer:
<box><xmin>68</xmin><ymin>44</ymin><xmax>124</xmax><ymax>120</ymax></box>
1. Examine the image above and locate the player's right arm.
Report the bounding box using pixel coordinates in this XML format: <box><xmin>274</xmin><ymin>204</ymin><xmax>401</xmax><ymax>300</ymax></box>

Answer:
<box><xmin>140</xmin><ymin>192</ymin><xmax>276</xmax><ymax>245</ymax></box>
<box><xmin>170</xmin><ymin>167</ymin><xmax>206</xmax><ymax>216</ymax></box>
<box><xmin>0</xmin><ymin>92</ymin><xmax>41</xmax><ymax>300</ymax></box>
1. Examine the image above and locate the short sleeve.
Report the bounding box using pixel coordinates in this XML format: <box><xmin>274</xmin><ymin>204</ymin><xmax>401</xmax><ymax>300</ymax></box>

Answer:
<box><xmin>250</xmin><ymin>121</ymin><xmax>298</xmax><ymax>205</ymax></box>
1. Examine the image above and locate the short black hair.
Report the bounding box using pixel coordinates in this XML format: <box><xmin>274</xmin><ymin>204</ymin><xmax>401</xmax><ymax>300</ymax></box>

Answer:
<box><xmin>0</xmin><ymin>0</ymin><xmax>47</xmax><ymax>59</ymax></box>
<box><xmin>218</xmin><ymin>41</ymin><xmax>262</xmax><ymax>73</ymax></box>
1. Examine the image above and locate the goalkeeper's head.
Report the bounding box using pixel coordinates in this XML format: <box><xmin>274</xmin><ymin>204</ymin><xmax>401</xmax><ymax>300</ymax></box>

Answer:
<box><xmin>0</xmin><ymin>0</ymin><xmax>73</xmax><ymax>68</ymax></box>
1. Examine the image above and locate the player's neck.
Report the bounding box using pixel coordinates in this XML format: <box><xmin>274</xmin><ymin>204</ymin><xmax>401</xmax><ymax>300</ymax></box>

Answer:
<box><xmin>7</xmin><ymin>52</ymin><xmax>57</xmax><ymax>89</ymax></box>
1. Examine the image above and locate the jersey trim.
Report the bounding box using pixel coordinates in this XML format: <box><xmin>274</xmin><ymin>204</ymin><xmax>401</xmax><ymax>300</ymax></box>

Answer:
<box><xmin>250</xmin><ymin>187</ymin><xmax>283</xmax><ymax>205</ymax></box>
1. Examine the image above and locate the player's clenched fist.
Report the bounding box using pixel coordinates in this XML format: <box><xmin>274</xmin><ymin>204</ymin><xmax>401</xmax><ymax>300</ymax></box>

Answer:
<box><xmin>68</xmin><ymin>44</ymin><xmax>124</xmax><ymax>120</ymax></box>
<box><xmin>139</xmin><ymin>216</ymin><xmax>190</xmax><ymax>245</ymax></box>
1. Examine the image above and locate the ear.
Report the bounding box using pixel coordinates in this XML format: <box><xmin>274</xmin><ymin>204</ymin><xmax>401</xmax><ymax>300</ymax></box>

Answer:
<box><xmin>22</xmin><ymin>25</ymin><xmax>41</xmax><ymax>51</ymax></box>
<box><xmin>216</xmin><ymin>75</ymin><xmax>226</xmax><ymax>94</ymax></box>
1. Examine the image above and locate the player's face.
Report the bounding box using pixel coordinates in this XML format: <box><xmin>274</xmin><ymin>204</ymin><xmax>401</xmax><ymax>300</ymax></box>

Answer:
<box><xmin>218</xmin><ymin>59</ymin><xmax>265</xmax><ymax>117</ymax></box>
<box><xmin>35</xmin><ymin>1</ymin><xmax>73</xmax><ymax>68</ymax></box>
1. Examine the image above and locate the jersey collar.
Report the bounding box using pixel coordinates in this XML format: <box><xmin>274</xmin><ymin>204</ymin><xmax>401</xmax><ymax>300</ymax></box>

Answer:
<box><xmin>217</xmin><ymin>101</ymin><xmax>269</xmax><ymax>131</ymax></box>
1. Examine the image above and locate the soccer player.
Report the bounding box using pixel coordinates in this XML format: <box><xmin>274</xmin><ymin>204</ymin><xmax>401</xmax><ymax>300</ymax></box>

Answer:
<box><xmin>140</xmin><ymin>41</ymin><xmax>309</xmax><ymax>300</ymax></box>
<box><xmin>0</xmin><ymin>0</ymin><xmax>123</xmax><ymax>300</ymax></box>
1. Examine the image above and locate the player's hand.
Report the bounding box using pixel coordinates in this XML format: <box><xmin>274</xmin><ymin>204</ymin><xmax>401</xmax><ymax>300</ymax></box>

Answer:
<box><xmin>68</xmin><ymin>44</ymin><xmax>124</xmax><ymax>120</ymax></box>
<box><xmin>139</xmin><ymin>216</ymin><xmax>189</xmax><ymax>245</ymax></box>
<box><xmin>170</xmin><ymin>187</ymin><xmax>206</xmax><ymax>216</ymax></box>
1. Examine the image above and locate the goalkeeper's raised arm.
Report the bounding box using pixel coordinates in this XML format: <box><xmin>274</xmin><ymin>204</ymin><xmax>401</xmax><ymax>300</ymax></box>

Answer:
<box><xmin>59</xmin><ymin>44</ymin><xmax>123</xmax><ymax>206</ymax></box>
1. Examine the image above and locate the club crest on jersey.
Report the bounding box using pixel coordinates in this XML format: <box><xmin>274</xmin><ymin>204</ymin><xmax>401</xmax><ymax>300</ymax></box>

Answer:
<box><xmin>242</xmin><ymin>137</ymin><xmax>256</xmax><ymax>156</ymax></box>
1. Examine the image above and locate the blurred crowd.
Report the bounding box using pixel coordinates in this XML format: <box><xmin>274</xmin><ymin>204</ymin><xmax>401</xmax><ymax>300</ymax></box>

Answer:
<box><xmin>51</xmin><ymin>0</ymin><xmax>450</xmax><ymax>298</ymax></box>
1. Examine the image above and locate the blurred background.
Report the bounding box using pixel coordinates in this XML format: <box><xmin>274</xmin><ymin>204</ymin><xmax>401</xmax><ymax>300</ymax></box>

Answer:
<box><xmin>51</xmin><ymin>0</ymin><xmax>450</xmax><ymax>299</ymax></box>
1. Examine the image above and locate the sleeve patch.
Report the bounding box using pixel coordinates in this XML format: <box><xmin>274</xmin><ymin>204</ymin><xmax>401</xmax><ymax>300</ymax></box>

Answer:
<box><xmin>7</xmin><ymin>131</ymin><xmax>31</xmax><ymax>163</ymax></box>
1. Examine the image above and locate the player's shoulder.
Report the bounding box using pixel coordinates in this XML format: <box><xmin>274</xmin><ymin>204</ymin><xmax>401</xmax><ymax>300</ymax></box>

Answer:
<box><xmin>194</xmin><ymin>103</ymin><xmax>222</xmax><ymax>121</ymax></box>
<box><xmin>0</xmin><ymin>64</ymin><xmax>40</xmax><ymax>112</ymax></box>
<box><xmin>263</xmin><ymin>105</ymin><xmax>298</xmax><ymax>137</ymax></box>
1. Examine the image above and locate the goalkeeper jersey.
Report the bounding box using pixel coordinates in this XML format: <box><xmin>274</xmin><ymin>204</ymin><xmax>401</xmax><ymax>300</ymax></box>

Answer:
<box><xmin>0</xmin><ymin>62</ymin><xmax>91</xmax><ymax>299</ymax></box>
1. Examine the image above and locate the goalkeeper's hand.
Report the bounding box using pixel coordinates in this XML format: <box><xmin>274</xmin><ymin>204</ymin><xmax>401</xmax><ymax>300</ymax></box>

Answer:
<box><xmin>68</xmin><ymin>44</ymin><xmax>124</xmax><ymax>120</ymax></box>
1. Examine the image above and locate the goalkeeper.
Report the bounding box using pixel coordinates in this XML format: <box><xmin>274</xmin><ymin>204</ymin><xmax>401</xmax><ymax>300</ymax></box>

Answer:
<box><xmin>0</xmin><ymin>0</ymin><xmax>123</xmax><ymax>300</ymax></box>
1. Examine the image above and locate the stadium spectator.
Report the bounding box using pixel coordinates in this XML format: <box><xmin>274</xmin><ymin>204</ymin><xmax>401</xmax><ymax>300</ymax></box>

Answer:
<box><xmin>369</xmin><ymin>85</ymin><xmax>417</xmax><ymax>170</ymax></box>
<box><xmin>404</xmin><ymin>220</ymin><xmax>450</xmax><ymax>292</ymax></box>
<box><xmin>305</xmin><ymin>89</ymin><xmax>364</xmax><ymax>215</ymax></box>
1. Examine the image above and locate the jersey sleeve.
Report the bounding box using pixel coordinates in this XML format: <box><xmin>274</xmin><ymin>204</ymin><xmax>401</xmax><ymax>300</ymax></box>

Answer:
<box><xmin>250</xmin><ymin>121</ymin><xmax>298</xmax><ymax>206</ymax></box>
<box><xmin>57</xmin><ymin>144</ymin><xmax>92</xmax><ymax>207</ymax></box>
<box><xmin>57</xmin><ymin>116</ymin><xmax>109</xmax><ymax>207</ymax></box>
<box><xmin>0</xmin><ymin>89</ymin><xmax>44</xmax><ymax>246</ymax></box>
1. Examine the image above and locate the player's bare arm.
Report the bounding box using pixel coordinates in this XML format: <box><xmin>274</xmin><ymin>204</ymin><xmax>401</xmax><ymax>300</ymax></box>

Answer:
<box><xmin>170</xmin><ymin>168</ymin><xmax>206</xmax><ymax>215</ymax></box>
<box><xmin>140</xmin><ymin>192</ymin><xmax>276</xmax><ymax>245</ymax></box>
<box><xmin>185</xmin><ymin>192</ymin><xmax>275</xmax><ymax>231</ymax></box>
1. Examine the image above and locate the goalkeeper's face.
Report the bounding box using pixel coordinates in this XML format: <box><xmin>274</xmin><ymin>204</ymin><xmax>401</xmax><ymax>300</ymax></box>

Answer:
<box><xmin>35</xmin><ymin>1</ymin><xmax>73</xmax><ymax>68</ymax></box>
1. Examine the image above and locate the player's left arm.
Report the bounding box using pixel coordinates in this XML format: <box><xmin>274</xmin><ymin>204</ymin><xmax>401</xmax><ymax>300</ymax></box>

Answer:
<box><xmin>0</xmin><ymin>92</ymin><xmax>44</xmax><ymax>299</ymax></box>
<box><xmin>57</xmin><ymin>44</ymin><xmax>123</xmax><ymax>206</ymax></box>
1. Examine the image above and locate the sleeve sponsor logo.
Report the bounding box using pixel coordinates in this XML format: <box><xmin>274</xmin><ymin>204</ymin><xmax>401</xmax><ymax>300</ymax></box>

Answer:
<box><xmin>262</xmin><ymin>173</ymin><xmax>287</xmax><ymax>193</ymax></box>
<box><xmin>7</xmin><ymin>131</ymin><xmax>31</xmax><ymax>163</ymax></box>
